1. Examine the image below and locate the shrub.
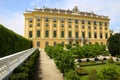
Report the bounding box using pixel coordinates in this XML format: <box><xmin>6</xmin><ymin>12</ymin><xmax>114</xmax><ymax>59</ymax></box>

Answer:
<box><xmin>108</xmin><ymin>57</ymin><xmax>114</xmax><ymax>63</ymax></box>
<box><xmin>9</xmin><ymin>73</ymin><xmax>28</xmax><ymax>80</ymax></box>
<box><xmin>97</xmin><ymin>64</ymin><xmax>120</xmax><ymax>80</ymax></box>
<box><xmin>79</xmin><ymin>62</ymin><xmax>105</xmax><ymax>67</ymax></box>
<box><xmin>94</xmin><ymin>57</ymin><xmax>99</xmax><ymax>61</ymax></box>
<box><xmin>64</xmin><ymin>70</ymin><xmax>80</xmax><ymax>80</ymax></box>
<box><xmin>0</xmin><ymin>24</ymin><xmax>32</xmax><ymax>58</ymax></box>
<box><xmin>116</xmin><ymin>58</ymin><xmax>119</xmax><ymax>61</ymax></box>
<box><xmin>78</xmin><ymin>59</ymin><xmax>81</xmax><ymax>63</ymax></box>
<box><xmin>103</xmin><ymin>58</ymin><xmax>107</xmax><ymax>60</ymax></box>
<box><xmin>76</xmin><ymin>67</ymin><xmax>88</xmax><ymax>76</ymax></box>
<box><xmin>86</xmin><ymin>58</ymin><xmax>90</xmax><ymax>62</ymax></box>
<box><xmin>65</xmin><ymin>44</ymin><xmax>72</xmax><ymax>50</ymax></box>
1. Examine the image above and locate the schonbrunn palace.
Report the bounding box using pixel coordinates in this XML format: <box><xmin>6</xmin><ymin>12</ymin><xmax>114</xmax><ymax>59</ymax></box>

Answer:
<box><xmin>24</xmin><ymin>6</ymin><xmax>112</xmax><ymax>48</ymax></box>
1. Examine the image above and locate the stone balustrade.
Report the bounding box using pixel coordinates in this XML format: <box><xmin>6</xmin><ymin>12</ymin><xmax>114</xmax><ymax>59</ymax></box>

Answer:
<box><xmin>0</xmin><ymin>48</ymin><xmax>36</xmax><ymax>80</ymax></box>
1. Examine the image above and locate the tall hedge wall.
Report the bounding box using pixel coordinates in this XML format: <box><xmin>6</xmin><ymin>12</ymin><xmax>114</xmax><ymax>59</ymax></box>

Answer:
<box><xmin>0</xmin><ymin>24</ymin><xmax>32</xmax><ymax>57</ymax></box>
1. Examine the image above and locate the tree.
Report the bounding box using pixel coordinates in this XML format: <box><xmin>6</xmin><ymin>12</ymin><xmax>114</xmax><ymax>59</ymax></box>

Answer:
<box><xmin>64</xmin><ymin>70</ymin><xmax>80</xmax><ymax>80</ymax></box>
<box><xmin>107</xmin><ymin>33</ymin><xmax>120</xmax><ymax>56</ymax></box>
<box><xmin>55</xmin><ymin>51</ymin><xmax>74</xmax><ymax>74</ymax></box>
<box><xmin>65</xmin><ymin>44</ymin><xmax>72</xmax><ymax>50</ymax></box>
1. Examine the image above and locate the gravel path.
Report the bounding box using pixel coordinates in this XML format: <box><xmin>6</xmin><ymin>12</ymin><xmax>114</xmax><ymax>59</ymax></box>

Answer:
<box><xmin>35</xmin><ymin>49</ymin><xmax>64</xmax><ymax>80</ymax></box>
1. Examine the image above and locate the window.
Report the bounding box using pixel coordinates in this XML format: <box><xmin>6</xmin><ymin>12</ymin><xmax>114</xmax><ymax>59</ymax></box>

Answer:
<box><xmin>76</xmin><ymin>32</ymin><xmax>79</xmax><ymax>38</ymax></box>
<box><xmin>94</xmin><ymin>21</ymin><xmax>96</xmax><ymax>25</ymax></box>
<box><xmin>61</xmin><ymin>24</ymin><xmax>64</xmax><ymax>27</ymax></box>
<box><xmin>105</xmin><ymin>27</ymin><xmax>107</xmax><ymax>30</ymax></box>
<box><xmin>99</xmin><ymin>22</ymin><xmax>102</xmax><ymax>26</ymax></box>
<box><xmin>68</xmin><ymin>31</ymin><xmax>72</xmax><ymax>38</ymax></box>
<box><xmin>68</xmin><ymin>24</ymin><xmax>72</xmax><ymax>28</ymax></box>
<box><xmin>53</xmin><ymin>31</ymin><xmax>57</xmax><ymax>38</ymax></box>
<box><xmin>75</xmin><ymin>25</ymin><xmax>78</xmax><ymax>28</ymax></box>
<box><xmin>37</xmin><ymin>23</ymin><xmax>40</xmax><ymax>27</ymax></box>
<box><xmin>88</xmin><ymin>32</ymin><xmax>91</xmax><ymax>38</ymax></box>
<box><xmin>37</xmin><ymin>17</ymin><xmax>40</xmax><ymax>21</ymax></box>
<box><xmin>82</xmin><ymin>26</ymin><xmax>84</xmax><ymax>29</ymax></box>
<box><xmin>53</xmin><ymin>42</ymin><xmax>57</xmax><ymax>46</ymax></box>
<box><xmin>94</xmin><ymin>26</ymin><xmax>96</xmax><ymax>30</ymax></box>
<box><xmin>29</xmin><ymin>18</ymin><xmax>32</xmax><ymax>23</ymax></box>
<box><xmin>68</xmin><ymin>19</ymin><xmax>72</xmax><ymax>23</ymax></box>
<box><xmin>29</xmin><ymin>24</ymin><xmax>32</xmax><ymax>27</ymax></box>
<box><xmin>46</xmin><ymin>17</ymin><xmax>49</xmax><ymax>22</ymax></box>
<box><xmin>37</xmin><ymin>30</ymin><xmax>40</xmax><ymax>37</ymax></box>
<box><xmin>46</xmin><ymin>23</ymin><xmax>49</xmax><ymax>27</ymax></box>
<box><xmin>61</xmin><ymin>31</ymin><xmax>64</xmax><ymax>38</ymax></box>
<box><xmin>82</xmin><ymin>32</ymin><xmax>85</xmax><ymax>38</ymax></box>
<box><xmin>29</xmin><ymin>31</ymin><xmax>32</xmax><ymax>38</ymax></box>
<box><xmin>88</xmin><ymin>26</ymin><xmax>91</xmax><ymax>29</ymax></box>
<box><xmin>100</xmin><ymin>33</ymin><xmax>102</xmax><ymax>38</ymax></box>
<box><xmin>100</xmin><ymin>26</ymin><xmax>102</xmax><ymax>30</ymax></box>
<box><xmin>105</xmin><ymin>33</ymin><xmax>108</xmax><ymax>39</ymax></box>
<box><xmin>105</xmin><ymin>22</ymin><xmax>107</xmax><ymax>26</ymax></box>
<box><xmin>82</xmin><ymin>20</ymin><xmax>84</xmax><ymax>24</ymax></box>
<box><xmin>45</xmin><ymin>42</ymin><xmax>49</xmax><ymax>46</ymax></box>
<box><xmin>75</xmin><ymin>19</ymin><xmax>78</xmax><ymax>24</ymax></box>
<box><xmin>88</xmin><ymin>21</ymin><xmax>91</xmax><ymax>25</ymax></box>
<box><xmin>69</xmin><ymin>42</ymin><xmax>72</xmax><ymax>44</ymax></box>
<box><xmin>37</xmin><ymin>41</ymin><xmax>40</xmax><ymax>47</ymax></box>
<box><xmin>53</xmin><ymin>24</ymin><xmax>57</xmax><ymax>27</ymax></box>
<box><xmin>61</xmin><ymin>18</ymin><xmax>64</xmax><ymax>23</ymax></box>
<box><xmin>45</xmin><ymin>30</ymin><xmax>49</xmax><ymax>37</ymax></box>
<box><xmin>53</xmin><ymin>17</ymin><xmax>57</xmax><ymax>22</ymax></box>
<box><xmin>94</xmin><ymin>32</ymin><xmax>97</xmax><ymax>38</ymax></box>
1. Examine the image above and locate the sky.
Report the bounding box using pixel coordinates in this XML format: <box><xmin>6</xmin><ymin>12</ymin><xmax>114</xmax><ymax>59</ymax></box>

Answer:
<box><xmin>0</xmin><ymin>0</ymin><xmax>120</xmax><ymax>35</ymax></box>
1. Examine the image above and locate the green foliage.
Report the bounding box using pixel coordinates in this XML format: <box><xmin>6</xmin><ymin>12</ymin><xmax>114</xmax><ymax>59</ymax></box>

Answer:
<box><xmin>65</xmin><ymin>44</ymin><xmax>72</xmax><ymax>50</ymax></box>
<box><xmin>107</xmin><ymin>33</ymin><xmax>120</xmax><ymax>56</ymax></box>
<box><xmin>0</xmin><ymin>24</ymin><xmax>32</xmax><ymax>57</ymax></box>
<box><xmin>79</xmin><ymin>62</ymin><xmax>105</xmax><ymax>67</ymax></box>
<box><xmin>9</xmin><ymin>73</ymin><xmax>28</xmax><ymax>80</ymax></box>
<box><xmin>107</xmin><ymin>57</ymin><xmax>114</xmax><ymax>63</ymax></box>
<box><xmin>64</xmin><ymin>70</ymin><xmax>80</xmax><ymax>80</ymax></box>
<box><xmin>69</xmin><ymin>43</ymin><xmax>108</xmax><ymax>58</ymax></box>
<box><xmin>9</xmin><ymin>49</ymin><xmax>40</xmax><ymax>80</ymax></box>
<box><xmin>55</xmin><ymin>51</ymin><xmax>74</xmax><ymax>74</ymax></box>
<box><xmin>97</xmin><ymin>64</ymin><xmax>120</xmax><ymax>80</ymax></box>
<box><xmin>76</xmin><ymin>67</ymin><xmax>88</xmax><ymax>76</ymax></box>
<box><xmin>45</xmin><ymin>45</ymin><xmax>74</xmax><ymax>75</ymax></box>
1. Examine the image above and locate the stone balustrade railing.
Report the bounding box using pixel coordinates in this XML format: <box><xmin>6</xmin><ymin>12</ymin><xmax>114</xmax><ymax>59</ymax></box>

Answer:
<box><xmin>0</xmin><ymin>48</ymin><xmax>36</xmax><ymax>80</ymax></box>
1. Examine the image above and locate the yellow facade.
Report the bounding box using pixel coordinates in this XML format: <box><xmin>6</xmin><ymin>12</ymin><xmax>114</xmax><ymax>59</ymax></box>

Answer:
<box><xmin>24</xmin><ymin>6</ymin><xmax>110</xmax><ymax>48</ymax></box>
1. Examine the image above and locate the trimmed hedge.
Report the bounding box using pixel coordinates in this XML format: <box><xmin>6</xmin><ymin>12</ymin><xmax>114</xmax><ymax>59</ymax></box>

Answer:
<box><xmin>0</xmin><ymin>24</ymin><xmax>32</xmax><ymax>57</ymax></box>
<box><xmin>79</xmin><ymin>62</ymin><xmax>106</xmax><ymax>67</ymax></box>
<box><xmin>9</xmin><ymin>49</ymin><xmax>40</xmax><ymax>80</ymax></box>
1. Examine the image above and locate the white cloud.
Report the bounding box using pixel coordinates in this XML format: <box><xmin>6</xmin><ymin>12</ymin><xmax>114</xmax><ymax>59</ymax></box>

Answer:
<box><xmin>0</xmin><ymin>12</ymin><xmax>24</xmax><ymax>35</ymax></box>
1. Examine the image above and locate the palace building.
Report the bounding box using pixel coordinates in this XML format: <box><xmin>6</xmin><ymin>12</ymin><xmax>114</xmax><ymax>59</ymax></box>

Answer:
<box><xmin>24</xmin><ymin>6</ymin><xmax>111</xmax><ymax>48</ymax></box>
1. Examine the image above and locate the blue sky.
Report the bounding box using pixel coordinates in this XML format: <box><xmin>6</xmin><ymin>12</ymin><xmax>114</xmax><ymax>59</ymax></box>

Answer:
<box><xmin>0</xmin><ymin>0</ymin><xmax>120</xmax><ymax>35</ymax></box>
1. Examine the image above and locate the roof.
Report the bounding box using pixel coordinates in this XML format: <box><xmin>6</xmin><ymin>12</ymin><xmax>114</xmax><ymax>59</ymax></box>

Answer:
<box><xmin>25</xmin><ymin>7</ymin><xmax>109</xmax><ymax>19</ymax></box>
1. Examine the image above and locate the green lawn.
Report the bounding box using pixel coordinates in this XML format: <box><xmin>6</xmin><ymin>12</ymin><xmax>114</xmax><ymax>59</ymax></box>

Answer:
<box><xmin>81</xmin><ymin>63</ymin><xmax>106</xmax><ymax>72</ymax></box>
